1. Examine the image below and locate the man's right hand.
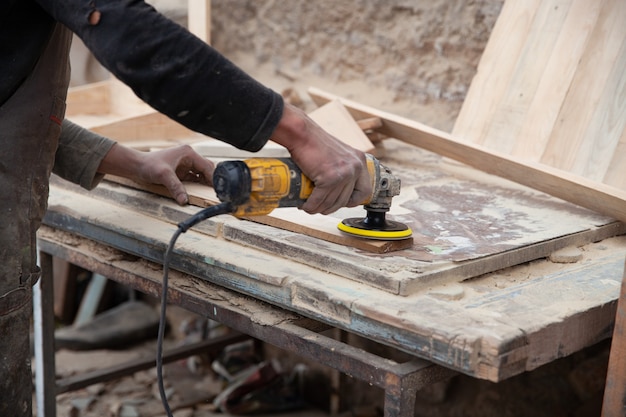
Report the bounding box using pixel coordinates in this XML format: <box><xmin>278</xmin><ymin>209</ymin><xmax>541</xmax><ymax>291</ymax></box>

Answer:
<box><xmin>270</xmin><ymin>103</ymin><xmax>372</xmax><ymax>215</ymax></box>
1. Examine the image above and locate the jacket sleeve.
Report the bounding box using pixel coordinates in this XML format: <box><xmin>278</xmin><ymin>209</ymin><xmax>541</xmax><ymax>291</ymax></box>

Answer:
<box><xmin>54</xmin><ymin>119</ymin><xmax>116</xmax><ymax>190</ymax></box>
<box><xmin>37</xmin><ymin>0</ymin><xmax>283</xmax><ymax>152</ymax></box>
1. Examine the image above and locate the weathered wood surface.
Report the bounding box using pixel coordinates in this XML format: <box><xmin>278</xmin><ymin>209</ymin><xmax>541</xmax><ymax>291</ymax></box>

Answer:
<box><xmin>40</xmin><ymin>187</ymin><xmax>626</xmax><ymax>382</ymax></box>
<box><xmin>453</xmin><ymin>0</ymin><xmax>626</xmax><ymax>191</ymax></box>
<box><xmin>50</xmin><ymin>137</ymin><xmax>624</xmax><ymax>297</ymax></box>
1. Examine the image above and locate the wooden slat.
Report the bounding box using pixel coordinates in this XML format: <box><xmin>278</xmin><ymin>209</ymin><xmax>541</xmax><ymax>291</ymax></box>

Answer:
<box><xmin>308</xmin><ymin>87</ymin><xmax>626</xmax><ymax>224</ymax></box>
<box><xmin>453</xmin><ymin>0</ymin><xmax>626</xmax><ymax>194</ymax></box>
<box><xmin>451</xmin><ymin>0</ymin><xmax>543</xmax><ymax>145</ymax></box>
<box><xmin>601</xmin><ymin>258</ymin><xmax>626</xmax><ymax>417</ymax></box>
<box><xmin>188</xmin><ymin>0</ymin><xmax>211</xmax><ymax>44</ymax></box>
<box><xmin>105</xmin><ymin>175</ymin><xmax>413</xmax><ymax>254</ymax></box>
<box><xmin>308</xmin><ymin>99</ymin><xmax>375</xmax><ymax>153</ymax></box>
<box><xmin>480</xmin><ymin>0</ymin><xmax>574</xmax><ymax>154</ymax></box>
<box><xmin>541</xmin><ymin>0</ymin><xmax>626</xmax><ymax>173</ymax></box>
<box><xmin>511</xmin><ymin>0</ymin><xmax>604</xmax><ymax>160</ymax></box>
<box><xmin>604</xmin><ymin>127</ymin><xmax>626</xmax><ymax>189</ymax></box>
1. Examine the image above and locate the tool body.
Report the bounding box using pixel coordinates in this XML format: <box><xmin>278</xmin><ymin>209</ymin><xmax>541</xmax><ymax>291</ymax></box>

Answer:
<box><xmin>213</xmin><ymin>155</ymin><xmax>412</xmax><ymax>240</ymax></box>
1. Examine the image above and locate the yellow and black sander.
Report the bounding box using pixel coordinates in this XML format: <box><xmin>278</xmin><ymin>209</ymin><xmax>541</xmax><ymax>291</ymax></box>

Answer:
<box><xmin>212</xmin><ymin>154</ymin><xmax>412</xmax><ymax>240</ymax></box>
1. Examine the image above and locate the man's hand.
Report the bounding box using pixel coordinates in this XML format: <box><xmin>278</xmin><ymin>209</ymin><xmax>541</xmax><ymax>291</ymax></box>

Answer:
<box><xmin>98</xmin><ymin>144</ymin><xmax>214</xmax><ymax>205</ymax></box>
<box><xmin>270</xmin><ymin>103</ymin><xmax>372</xmax><ymax>214</ymax></box>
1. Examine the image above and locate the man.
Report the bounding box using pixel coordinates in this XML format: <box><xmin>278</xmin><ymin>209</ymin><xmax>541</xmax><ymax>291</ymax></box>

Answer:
<box><xmin>0</xmin><ymin>1</ymin><xmax>371</xmax><ymax>414</ymax></box>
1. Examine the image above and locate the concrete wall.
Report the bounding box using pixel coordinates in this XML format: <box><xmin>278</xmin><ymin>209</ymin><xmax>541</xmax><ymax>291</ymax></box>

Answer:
<box><xmin>210</xmin><ymin>0</ymin><xmax>503</xmax><ymax>105</ymax></box>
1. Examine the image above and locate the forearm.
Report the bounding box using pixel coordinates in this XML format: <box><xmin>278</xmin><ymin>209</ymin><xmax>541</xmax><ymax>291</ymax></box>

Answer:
<box><xmin>96</xmin><ymin>143</ymin><xmax>144</xmax><ymax>180</ymax></box>
<box><xmin>97</xmin><ymin>141</ymin><xmax>215</xmax><ymax>205</ymax></box>
<box><xmin>53</xmin><ymin>119</ymin><xmax>116</xmax><ymax>190</ymax></box>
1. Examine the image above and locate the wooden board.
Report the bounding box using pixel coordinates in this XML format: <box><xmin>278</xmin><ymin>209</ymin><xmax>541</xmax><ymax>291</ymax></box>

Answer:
<box><xmin>187</xmin><ymin>0</ymin><xmax>211</xmax><ymax>44</ymax></box>
<box><xmin>453</xmin><ymin>0</ymin><xmax>626</xmax><ymax>191</ymax></box>
<box><xmin>307</xmin><ymin>99</ymin><xmax>375</xmax><ymax>153</ymax></box>
<box><xmin>91</xmin><ymin>136</ymin><xmax>624</xmax><ymax>295</ymax></box>
<box><xmin>105</xmin><ymin>175</ymin><xmax>412</xmax><ymax>254</ymax></box>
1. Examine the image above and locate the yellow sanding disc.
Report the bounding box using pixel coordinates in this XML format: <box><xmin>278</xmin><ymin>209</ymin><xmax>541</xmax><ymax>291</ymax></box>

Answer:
<box><xmin>337</xmin><ymin>218</ymin><xmax>413</xmax><ymax>240</ymax></box>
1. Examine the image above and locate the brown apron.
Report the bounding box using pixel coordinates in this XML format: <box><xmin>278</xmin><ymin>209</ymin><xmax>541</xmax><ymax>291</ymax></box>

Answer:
<box><xmin>0</xmin><ymin>23</ymin><xmax>72</xmax><ymax>416</ymax></box>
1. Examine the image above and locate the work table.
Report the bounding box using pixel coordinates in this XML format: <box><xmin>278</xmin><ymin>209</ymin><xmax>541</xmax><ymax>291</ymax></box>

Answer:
<box><xmin>40</xmin><ymin>140</ymin><xmax>626</xmax><ymax>383</ymax></box>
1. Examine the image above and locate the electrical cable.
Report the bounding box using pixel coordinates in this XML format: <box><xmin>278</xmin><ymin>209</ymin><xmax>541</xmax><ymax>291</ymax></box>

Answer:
<box><xmin>157</xmin><ymin>202</ymin><xmax>234</xmax><ymax>417</ymax></box>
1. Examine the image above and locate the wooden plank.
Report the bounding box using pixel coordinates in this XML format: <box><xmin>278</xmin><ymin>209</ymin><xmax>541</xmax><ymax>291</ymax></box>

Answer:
<box><xmin>308</xmin><ymin>87</ymin><xmax>626</xmax><ymax>224</ymax></box>
<box><xmin>511</xmin><ymin>0</ymin><xmax>605</xmax><ymax>160</ymax></box>
<box><xmin>191</xmin><ymin>139</ymin><xmax>289</xmax><ymax>158</ymax></box>
<box><xmin>541</xmin><ymin>0</ymin><xmax>626</xmax><ymax>173</ymax></box>
<box><xmin>604</xmin><ymin>127</ymin><xmax>626</xmax><ymax>189</ymax></box>
<box><xmin>480</xmin><ymin>0</ymin><xmax>573</xmax><ymax>154</ymax></box>
<box><xmin>601</xmin><ymin>258</ymin><xmax>626</xmax><ymax>417</ymax></box>
<box><xmin>104</xmin><ymin>175</ymin><xmax>412</xmax><ymax>254</ymax></box>
<box><xmin>308</xmin><ymin>99</ymin><xmax>375</xmax><ymax>153</ymax></box>
<box><xmin>451</xmin><ymin>0</ymin><xmax>543</xmax><ymax>145</ymax></box>
<box><xmin>453</xmin><ymin>0</ymin><xmax>626</xmax><ymax>196</ymax></box>
<box><xmin>573</xmin><ymin>34</ymin><xmax>626</xmax><ymax>182</ymax></box>
<box><xmin>76</xmin><ymin>129</ymin><xmax>623</xmax><ymax>296</ymax></box>
<box><xmin>188</xmin><ymin>0</ymin><xmax>211</xmax><ymax>44</ymax></box>
<box><xmin>39</xmin><ymin>198</ymin><xmax>626</xmax><ymax>382</ymax></box>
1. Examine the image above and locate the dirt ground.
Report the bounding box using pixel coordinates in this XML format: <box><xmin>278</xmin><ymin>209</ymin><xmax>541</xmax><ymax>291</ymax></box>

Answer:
<box><xmin>40</xmin><ymin>1</ymin><xmax>614</xmax><ymax>416</ymax></box>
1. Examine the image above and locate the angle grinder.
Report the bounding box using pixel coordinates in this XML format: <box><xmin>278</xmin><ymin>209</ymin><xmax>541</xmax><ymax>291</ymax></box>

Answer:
<box><xmin>212</xmin><ymin>155</ymin><xmax>412</xmax><ymax>240</ymax></box>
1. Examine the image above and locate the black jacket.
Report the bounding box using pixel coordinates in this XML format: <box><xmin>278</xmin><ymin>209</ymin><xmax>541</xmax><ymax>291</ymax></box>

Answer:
<box><xmin>0</xmin><ymin>0</ymin><xmax>283</xmax><ymax>152</ymax></box>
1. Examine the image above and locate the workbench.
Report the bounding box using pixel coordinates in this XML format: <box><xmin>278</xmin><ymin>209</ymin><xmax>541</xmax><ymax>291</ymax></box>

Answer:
<box><xmin>34</xmin><ymin>138</ymin><xmax>626</xmax><ymax>416</ymax></box>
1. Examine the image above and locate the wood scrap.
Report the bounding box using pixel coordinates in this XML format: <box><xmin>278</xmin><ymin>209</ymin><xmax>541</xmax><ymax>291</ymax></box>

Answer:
<box><xmin>308</xmin><ymin>99</ymin><xmax>375</xmax><ymax>153</ymax></box>
<box><xmin>307</xmin><ymin>87</ymin><xmax>626</xmax><ymax>224</ymax></box>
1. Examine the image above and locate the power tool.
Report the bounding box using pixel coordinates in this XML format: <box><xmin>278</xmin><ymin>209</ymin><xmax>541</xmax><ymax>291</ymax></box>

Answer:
<box><xmin>212</xmin><ymin>155</ymin><xmax>412</xmax><ymax>240</ymax></box>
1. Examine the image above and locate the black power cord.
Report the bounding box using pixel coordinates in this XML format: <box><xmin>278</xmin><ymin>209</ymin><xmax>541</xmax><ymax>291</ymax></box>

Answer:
<box><xmin>157</xmin><ymin>202</ymin><xmax>234</xmax><ymax>417</ymax></box>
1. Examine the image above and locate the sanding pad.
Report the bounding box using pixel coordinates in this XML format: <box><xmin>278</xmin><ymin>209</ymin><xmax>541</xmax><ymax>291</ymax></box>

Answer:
<box><xmin>338</xmin><ymin>217</ymin><xmax>413</xmax><ymax>240</ymax></box>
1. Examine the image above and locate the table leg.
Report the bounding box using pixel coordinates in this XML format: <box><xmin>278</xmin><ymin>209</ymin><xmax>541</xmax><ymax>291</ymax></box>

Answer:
<box><xmin>601</xmin><ymin>258</ymin><xmax>626</xmax><ymax>417</ymax></box>
<box><xmin>34</xmin><ymin>251</ymin><xmax>58</xmax><ymax>417</ymax></box>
